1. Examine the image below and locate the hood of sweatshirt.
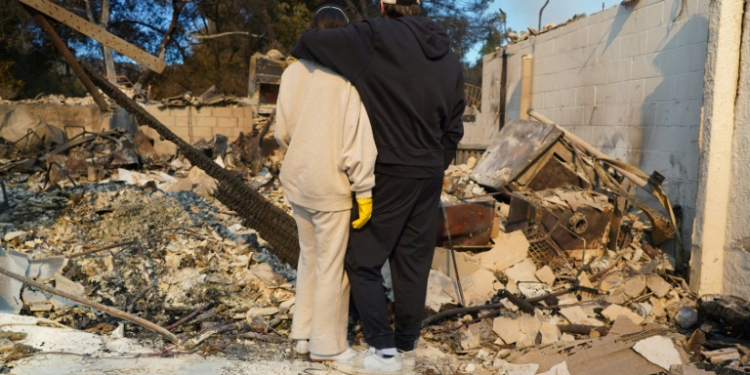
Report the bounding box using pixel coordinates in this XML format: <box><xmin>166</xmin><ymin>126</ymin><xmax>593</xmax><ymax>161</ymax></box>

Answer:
<box><xmin>400</xmin><ymin>16</ymin><xmax>451</xmax><ymax>59</ymax></box>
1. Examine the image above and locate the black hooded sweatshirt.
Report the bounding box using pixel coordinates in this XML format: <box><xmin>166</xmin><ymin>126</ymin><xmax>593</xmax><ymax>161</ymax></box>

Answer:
<box><xmin>291</xmin><ymin>16</ymin><xmax>465</xmax><ymax>178</ymax></box>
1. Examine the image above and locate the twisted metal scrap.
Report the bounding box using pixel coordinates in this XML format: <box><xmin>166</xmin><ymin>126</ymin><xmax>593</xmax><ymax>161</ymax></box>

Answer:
<box><xmin>82</xmin><ymin>65</ymin><xmax>300</xmax><ymax>267</ymax></box>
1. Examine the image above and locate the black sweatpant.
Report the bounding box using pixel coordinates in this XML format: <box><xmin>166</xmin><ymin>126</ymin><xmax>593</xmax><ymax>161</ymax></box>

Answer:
<box><xmin>345</xmin><ymin>172</ymin><xmax>442</xmax><ymax>351</ymax></box>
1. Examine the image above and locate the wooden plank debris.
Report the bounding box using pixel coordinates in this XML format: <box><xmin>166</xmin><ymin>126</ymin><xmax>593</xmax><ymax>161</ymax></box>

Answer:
<box><xmin>17</xmin><ymin>0</ymin><xmax>166</xmax><ymax>73</ymax></box>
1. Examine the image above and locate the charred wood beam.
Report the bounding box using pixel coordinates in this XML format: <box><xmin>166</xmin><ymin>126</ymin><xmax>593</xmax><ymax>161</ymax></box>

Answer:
<box><xmin>698</xmin><ymin>295</ymin><xmax>750</xmax><ymax>337</ymax></box>
<box><xmin>81</xmin><ymin>64</ymin><xmax>301</xmax><ymax>267</ymax></box>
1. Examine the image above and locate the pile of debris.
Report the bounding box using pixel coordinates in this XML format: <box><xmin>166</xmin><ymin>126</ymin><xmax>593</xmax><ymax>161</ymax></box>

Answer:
<box><xmin>0</xmin><ymin>173</ymin><xmax>296</xmax><ymax>363</ymax></box>
<box><xmin>415</xmin><ymin>118</ymin><xmax>749</xmax><ymax>374</ymax></box>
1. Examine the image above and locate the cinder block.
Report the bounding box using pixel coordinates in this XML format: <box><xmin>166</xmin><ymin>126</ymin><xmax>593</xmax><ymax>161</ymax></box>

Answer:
<box><xmin>560</xmin><ymin>88</ymin><xmax>577</xmax><ymax>107</ymax></box>
<box><xmin>605</xmin><ymin>104</ymin><xmax>631</xmax><ymax>126</ymax></box>
<box><xmin>596</xmin><ymin>83</ymin><xmax>620</xmax><ymax>105</ymax></box>
<box><xmin>598</xmin><ymin>39</ymin><xmax>621</xmax><ymax>63</ymax></box>
<box><xmin>143</xmin><ymin>105</ymin><xmax>169</xmax><ymax>119</ymax></box>
<box><xmin>636</xmin><ymin>2</ymin><xmax>664</xmax><ymax>30</ymax></box>
<box><xmin>572</xmin><ymin>125</ymin><xmax>594</xmax><ymax>144</ymax></box>
<box><xmin>544</xmin><ymin>91</ymin><xmax>562</xmax><ymax>109</ymax></box>
<box><xmin>215</xmin><ymin>127</ymin><xmax>244</xmax><ymax>140</ymax></box>
<box><xmin>674</xmin><ymin>72</ymin><xmax>705</xmax><ymax>101</ymax></box>
<box><xmin>211</xmin><ymin>107</ymin><xmax>234</xmax><ymax>118</ymax></box>
<box><xmin>585</xmin><ymin>105</ymin><xmax>606</xmax><ymax>126</ymax></box>
<box><xmin>643</xmin><ymin>75</ymin><xmax>676</xmax><ymax>103</ymax></box>
<box><xmin>670</xmin><ymin>43</ymin><xmax>709</xmax><ymax>74</ymax></box>
<box><xmin>171</xmin><ymin>127</ymin><xmax>191</xmax><ymax>142</ymax></box>
<box><xmin>194</xmin><ymin>108</ymin><xmax>213</xmax><ymax>117</ymax></box>
<box><xmin>646</xmin><ymin>25</ymin><xmax>672</xmax><ymax>53</ymax></box>
<box><xmin>641</xmin><ymin>124</ymin><xmax>700</xmax><ymax>155</ymax></box>
<box><xmin>576</xmin><ymin>86</ymin><xmax>597</xmax><ymax>107</ymax></box>
<box><xmin>172</xmin><ymin>116</ymin><xmax>190</xmax><ymax>128</ymax></box>
<box><xmin>553</xmin><ymin>34</ymin><xmax>572</xmax><ymax>55</ymax></box>
<box><xmin>631</xmin><ymin>53</ymin><xmax>661</xmax><ymax>80</ymax></box>
<box><xmin>589</xmin><ymin>125</ymin><xmax>629</xmax><ymax>150</ymax></box>
<box><xmin>614</xmin><ymin>58</ymin><xmax>633</xmax><ymax>83</ymax></box>
<box><xmin>217</xmin><ymin>117</ymin><xmax>239</xmax><ymax>128</ymax></box>
<box><xmin>535</xmin><ymin>40</ymin><xmax>556</xmax><ymax>59</ymax></box>
<box><xmin>627</xmin><ymin>104</ymin><xmax>646</xmax><ymax>126</ymax></box>
<box><xmin>666</xmin><ymin>99</ymin><xmax>703</xmax><ymax>127</ymax></box>
<box><xmin>196</xmin><ymin>117</ymin><xmax>218</xmax><ymax>128</ymax></box>
<box><xmin>192</xmin><ymin>126</ymin><xmax>214</xmax><ymax>141</ymax></box>
<box><xmin>151</xmin><ymin>114</ymin><xmax>175</xmax><ymax>128</ymax></box>
<box><xmin>570</xmin><ymin>27</ymin><xmax>589</xmax><ymax>50</ymax></box>
<box><xmin>562</xmin><ymin>106</ymin><xmax>584</xmax><ymax>126</ymax></box>
<box><xmin>619</xmin><ymin>79</ymin><xmax>645</xmax><ymax>103</ymax></box>
<box><xmin>170</xmin><ymin>108</ymin><xmax>191</xmax><ymax>118</ymax></box>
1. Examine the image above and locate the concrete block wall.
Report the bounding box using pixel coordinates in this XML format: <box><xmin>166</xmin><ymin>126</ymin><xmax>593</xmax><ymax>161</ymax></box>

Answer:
<box><xmin>461</xmin><ymin>53</ymin><xmax>505</xmax><ymax>147</ymax></box>
<box><xmin>499</xmin><ymin>0</ymin><xmax>710</xmax><ymax>245</ymax></box>
<box><xmin>0</xmin><ymin>103</ymin><xmax>256</xmax><ymax>157</ymax></box>
<box><xmin>140</xmin><ymin>105</ymin><xmax>255</xmax><ymax>155</ymax></box>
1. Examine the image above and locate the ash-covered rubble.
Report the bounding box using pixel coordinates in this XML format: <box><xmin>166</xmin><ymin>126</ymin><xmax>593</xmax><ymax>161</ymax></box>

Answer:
<box><xmin>0</xmin><ymin>101</ymin><xmax>747</xmax><ymax>374</ymax></box>
<box><xmin>0</xmin><ymin>175</ymin><xmax>297</xmax><ymax>362</ymax></box>
<box><xmin>415</xmin><ymin>118</ymin><xmax>750</xmax><ymax>375</ymax></box>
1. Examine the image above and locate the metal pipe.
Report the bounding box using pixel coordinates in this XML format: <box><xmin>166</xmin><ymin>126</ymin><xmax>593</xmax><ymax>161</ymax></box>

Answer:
<box><xmin>25</xmin><ymin>7</ymin><xmax>109</xmax><ymax>112</ymax></box>
<box><xmin>539</xmin><ymin>0</ymin><xmax>550</xmax><ymax>31</ymax></box>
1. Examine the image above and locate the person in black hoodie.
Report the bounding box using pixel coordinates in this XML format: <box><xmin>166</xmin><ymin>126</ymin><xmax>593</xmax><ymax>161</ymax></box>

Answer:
<box><xmin>292</xmin><ymin>1</ymin><xmax>464</xmax><ymax>373</ymax></box>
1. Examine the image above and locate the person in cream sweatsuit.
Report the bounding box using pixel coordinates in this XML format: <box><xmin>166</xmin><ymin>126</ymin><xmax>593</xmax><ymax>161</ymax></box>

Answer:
<box><xmin>275</xmin><ymin>5</ymin><xmax>377</xmax><ymax>362</ymax></box>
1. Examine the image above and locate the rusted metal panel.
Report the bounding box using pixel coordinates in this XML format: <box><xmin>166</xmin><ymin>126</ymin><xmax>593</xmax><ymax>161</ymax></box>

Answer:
<box><xmin>437</xmin><ymin>198</ymin><xmax>495</xmax><ymax>247</ymax></box>
<box><xmin>472</xmin><ymin>120</ymin><xmax>563</xmax><ymax>190</ymax></box>
<box><xmin>506</xmin><ymin>190</ymin><xmax>613</xmax><ymax>268</ymax></box>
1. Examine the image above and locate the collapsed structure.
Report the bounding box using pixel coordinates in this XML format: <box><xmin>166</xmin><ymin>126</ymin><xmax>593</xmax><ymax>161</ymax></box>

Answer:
<box><xmin>0</xmin><ymin>0</ymin><xmax>750</xmax><ymax>374</ymax></box>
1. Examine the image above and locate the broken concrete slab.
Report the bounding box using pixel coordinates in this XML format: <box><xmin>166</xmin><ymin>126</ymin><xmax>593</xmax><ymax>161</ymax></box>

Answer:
<box><xmin>460</xmin><ymin>329</ymin><xmax>481</xmax><ymax>350</ymax></box>
<box><xmin>602</xmin><ymin>304</ymin><xmax>645</xmax><ymax>325</ymax></box>
<box><xmin>622</xmin><ymin>274</ymin><xmax>647</xmax><ymax>298</ymax></box>
<box><xmin>540</xmin><ymin>322</ymin><xmax>561</xmax><ymax>344</ymax></box>
<box><xmin>537</xmin><ymin>362</ymin><xmax>571</xmax><ymax>375</ymax></box>
<box><xmin>559</xmin><ymin>306</ymin><xmax>604</xmax><ymax>327</ymax></box>
<box><xmin>478</xmin><ymin>230</ymin><xmax>529</xmax><ymax>271</ymax></box>
<box><xmin>426</xmin><ymin>270</ymin><xmax>458</xmax><ymax>312</ymax></box>
<box><xmin>504</xmin><ymin>258</ymin><xmax>537</xmax><ymax>283</ymax></box>
<box><xmin>647</xmin><ymin>275</ymin><xmax>671</xmax><ymax>298</ymax></box>
<box><xmin>632</xmin><ymin>336</ymin><xmax>683</xmax><ymax>371</ymax></box>
<box><xmin>431</xmin><ymin>247</ymin><xmax>482</xmax><ymax>282</ymax></box>
<box><xmin>535</xmin><ymin>265</ymin><xmax>556</xmax><ymax>286</ymax></box>
<box><xmin>492</xmin><ymin>316</ymin><xmax>521</xmax><ymax>345</ymax></box>
<box><xmin>490</xmin><ymin>359</ymin><xmax>539</xmax><ymax>375</ymax></box>
<box><xmin>609</xmin><ymin>315</ymin><xmax>643</xmax><ymax>335</ymax></box>
<box><xmin>460</xmin><ymin>268</ymin><xmax>500</xmax><ymax>306</ymax></box>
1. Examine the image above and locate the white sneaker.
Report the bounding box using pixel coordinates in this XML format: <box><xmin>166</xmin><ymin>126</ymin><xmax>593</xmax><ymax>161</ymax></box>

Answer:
<box><xmin>333</xmin><ymin>347</ymin><xmax>402</xmax><ymax>375</ymax></box>
<box><xmin>310</xmin><ymin>348</ymin><xmax>357</xmax><ymax>362</ymax></box>
<box><xmin>296</xmin><ymin>340</ymin><xmax>310</xmax><ymax>355</ymax></box>
<box><xmin>397</xmin><ymin>350</ymin><xmax>416</xmax><ymax>371</ymax></box>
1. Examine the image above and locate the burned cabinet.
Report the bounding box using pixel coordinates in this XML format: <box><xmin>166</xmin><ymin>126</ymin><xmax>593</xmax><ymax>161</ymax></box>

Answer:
<box><xmin>472</xmin><ymin>120</ymin><xmax>591</xmax><ymax>193</ymax></box>
<box><xmin>248</xmin><ymin>52</ymin><xmax>288</xmax><ymax>115</ymax></box>
<box><xmin>436</xmin><ymin>198</ymin><xmax>496</xmax><ymax>247</ymax></box>
<box><xmin>506</xmin><ymin>190</ymin><xmax>613</xmax><ymax>268</ymax></box>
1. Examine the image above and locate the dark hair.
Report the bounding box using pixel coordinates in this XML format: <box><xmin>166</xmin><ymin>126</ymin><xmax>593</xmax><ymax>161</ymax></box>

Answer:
<box><xmin>383</xmin><ymin>3</ymin><xmax>420</xmax><ymax>18</ymax></box>
<box><xmin>310</xmin><ymin>5</ymin><xmax>349</xmax><ymax>29</ymax></box>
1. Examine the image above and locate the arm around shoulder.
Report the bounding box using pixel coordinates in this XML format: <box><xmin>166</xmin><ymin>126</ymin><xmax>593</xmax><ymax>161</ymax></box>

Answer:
<box><xmin>291</xmin><ymin>22</ymin><xmax>376</xmax><ymax>82</ymax></box>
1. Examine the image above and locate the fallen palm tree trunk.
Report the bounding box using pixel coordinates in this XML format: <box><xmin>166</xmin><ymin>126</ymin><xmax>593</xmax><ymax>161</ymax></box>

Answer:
<box><xmin>82</xmin><ymin>64</ymin><xmax>300</xmax><ymax>267</ymax></box>
<box><xmin>0</xmin><ymin>266</ymin><xmax>180</xmax><ymax>345</ymax></box>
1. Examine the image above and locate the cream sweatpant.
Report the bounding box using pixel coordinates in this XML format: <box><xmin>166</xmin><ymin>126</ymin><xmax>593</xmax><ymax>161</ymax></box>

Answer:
<box><xmin>289</xmin><ymin>202</ymin><xmax>351</xmax><ymax>356</ymax></box>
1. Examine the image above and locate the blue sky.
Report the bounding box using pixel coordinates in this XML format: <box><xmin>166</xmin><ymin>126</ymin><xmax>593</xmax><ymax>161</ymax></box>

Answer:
<box><xmin>466</xmin><ymin>0</ymin><xmax>622</xmax><ymax>61</ymax></box>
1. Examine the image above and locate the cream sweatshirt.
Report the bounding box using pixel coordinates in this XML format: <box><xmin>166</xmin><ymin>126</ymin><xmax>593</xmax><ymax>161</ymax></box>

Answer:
<box><xmin>275</xmin><ymin>60</ymin><xmax>377</xmax><ymax>212</ymax></box>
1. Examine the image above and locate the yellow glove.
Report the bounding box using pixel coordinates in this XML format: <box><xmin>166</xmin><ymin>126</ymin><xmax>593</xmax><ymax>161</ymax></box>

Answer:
<box><xmin>351</xmin><ymin>198</ymin><xmax>373</xmax><ymax>229</ymax></box>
